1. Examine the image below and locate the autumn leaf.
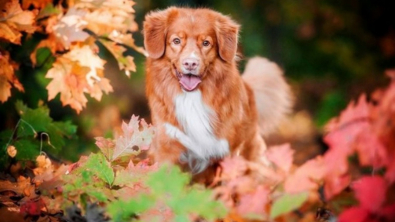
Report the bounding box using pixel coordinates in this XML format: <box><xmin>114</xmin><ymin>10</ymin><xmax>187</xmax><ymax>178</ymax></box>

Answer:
<box><xmin>95</xmin><ymin>137</ymin><xmax>115</xmax><ymax>161</ymax></box>
<box><xmin>236</xmin><ymin>186</ymin><xmax>269</xmax><ymax>218</ymax></box>
<box><xmin>284</xmin><ymin>156</ymin><xmax>326</xmax><ymax>193</ymax></box>
<box><xmin>45</xmin><ymin>46</ymin><xmax>112</xmax><ymax>113</ymax></box>
<box><xmin>53</xmin><ymin>7</ymin><xmax>89</xmax><ymax>48</ymax></box>
<box><xmin>265</xmin><ymin>143</ymin><xmax>294</xmax><ymax>173</ymax></box>
<box><xmin>112</xmin><ymin>115</ymin><xmax>155</xmax><ymax>161</ymax></box>
<box><xmin>7</xmin><ymin>145</ymin><xmax>17</xmax><ymax>157</ymax></box>
<box><xmin>0</xmin><ymin>51</ymin><xmax>24</xmax><ymax>103</ymax></box>
<box><xmin>100</xmin><ymin>39</ymin><xmax>136</xmax><ymax>76</ymax></box>
<box><xmin>352</xmin><ymin>176</ymin><xmax>386</xmax><ymax>213</ymax></box>
<box><xmin>46</xmin><ymin>57</ymin><xmax>90</xmax><ymax>113</ymax></box>
<box><xmin>0</xmin><ymin>0</ymin><xmax>37</xmax><ymax>44</ymax></box>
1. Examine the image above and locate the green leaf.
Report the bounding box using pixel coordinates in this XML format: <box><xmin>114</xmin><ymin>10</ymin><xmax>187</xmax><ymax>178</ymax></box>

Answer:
<box><xmin>16</xmin><ymin>101</ymin><xmax>51</xmax><ymax>133</ymax></box>
<box><xmin>107</xmin><ymin>195</ymin><xmax>154</xmax><ymax>222</ymax></box>
<box><xmin>37</xmin><ymin>3</ymin><xmax>61</xmax><ymax>20</ymax></box>
<box><xmin>14</xmin><ymin>139</ymin><xmax>40</xmax><ymax>161</ymax></box>
<box><xmin>270</xmin><ymin>192</ymin><xmax>309</xmax><ymax>219</ymax></box>
<box><xmin>145</xmin><ymin>165</ymin><xmax>189</xmax><ymax>197</ymax></box>
<box><xmin>84</xmin><ymin>153</ymin><xmax>115</xmax><ymax>186</ymax></box>
<box><xmin>14</xmin><ymin>101</ymin><xmax>77</xmax><ymax>153</ymax></box>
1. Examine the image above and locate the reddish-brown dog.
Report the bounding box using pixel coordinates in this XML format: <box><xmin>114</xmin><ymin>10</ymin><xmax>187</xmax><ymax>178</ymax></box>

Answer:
<box><xmin>143</xmin><ymin>7</ymin><xmax>292</xmax><ymax>178</ymax></box>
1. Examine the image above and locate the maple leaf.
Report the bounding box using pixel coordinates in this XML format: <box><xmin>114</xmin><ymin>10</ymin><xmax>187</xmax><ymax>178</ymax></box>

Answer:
<box><xmin>323</xmin><ymin>95</ymin><xmax>371</xmax><ymax>199</ymax></box>
<box><xmin>352</xmin><ymin>176</ymin><xmax>386</xmax><ymax>213</ymax></box>
<box><xmin>53</xmin><ymin>7</ymin><xmax>89</xmax><ymax>48</ymax></box>
<box><xmin>46</xmin><ymin>57</ymin><xmax>90</xmax><ymax>113</ymax></box>
<box><xmin>324</xmin><ymin>173</ymin><xmax>350</xmax><ymax>200</ymax></box>
<box><xmin>0</xmin><ymin>51</ymin><xmax>24</xmax><ymax>103</ymax></box>
<box><xmin>236</xmin><ymin>185</ymin><xmax>269</xmax><ymax>218</ymax></box>
<box><xmin>284</xmin><ymin>156</ymin><xmax>326</xmax><ymax>193</ymax></box>
<box><xmin>46</xmin><ymin>46</ymin><xmax>112</xmax><ymax>113</ymax></box>
<box><xmin>338</xmin><ymin>176</ymin><xmax>395</xmax><ymax>222</ymax></box>
<box><xmin>355</xmin><ymin>128</ymin><xmax>388</xmax><ymax>168</ymax></box>
<box><xmin>265</xmin><ymin>143</ymin><xmax>294</xmax><ymax>173</ymax></box>
<box><xmin>0</xmin><ymin>0</ymin><xmax>37</xmax><ymax>44</ymax></box>
<box><xmin>112</xmin><ymin>115</ymin><xmax>155</xmax><ymax>161</ymax></box>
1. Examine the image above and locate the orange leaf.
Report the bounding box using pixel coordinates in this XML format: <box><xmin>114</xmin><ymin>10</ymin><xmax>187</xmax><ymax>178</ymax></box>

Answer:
<box><xmin>0</xmin><ymin>0</ymin><xmax>37</xmax><ymax>44</ymax></box>
<box><xmin>46</xmin><ymin>46</ymin><xmax>112</xmax><ymax>113</ymax></box>
<box><xmin>0</xmin><ymin>51</ymin><xmax>24</xmax><ymax>103</ymax></box>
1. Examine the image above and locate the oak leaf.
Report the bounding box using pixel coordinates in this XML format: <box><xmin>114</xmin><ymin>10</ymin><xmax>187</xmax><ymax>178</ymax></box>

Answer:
<box><xmin>112</xmin><ymin>116</ymin><xmax>155</xmax><ymax>161</ymax></box>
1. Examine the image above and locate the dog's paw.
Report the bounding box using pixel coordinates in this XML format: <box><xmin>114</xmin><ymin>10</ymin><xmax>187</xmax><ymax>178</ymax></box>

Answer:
<box><xmin>164</xmin><ymin>123</ymin><xmax>179</xmax><ymax>139</ymax></box>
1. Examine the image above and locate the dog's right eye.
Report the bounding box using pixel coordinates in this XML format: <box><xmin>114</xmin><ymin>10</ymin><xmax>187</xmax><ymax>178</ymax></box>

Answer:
<box><xmin>173</xmin><ymin>38</ymin><xmax>181</xmax><ymax>45</ymax></box>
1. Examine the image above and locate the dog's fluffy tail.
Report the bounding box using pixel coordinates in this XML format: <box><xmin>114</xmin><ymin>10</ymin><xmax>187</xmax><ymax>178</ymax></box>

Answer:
<box><xmin>242</xmin><ymin>57</ymin><xmax>293</xmax><ymax>135</ymax></box>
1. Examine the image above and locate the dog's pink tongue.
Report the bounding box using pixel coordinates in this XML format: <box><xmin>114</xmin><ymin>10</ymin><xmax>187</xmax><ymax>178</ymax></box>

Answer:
<box><xmin>179</xmin><ymin>75</ymin><xmax>201</xmax><ymax>91</ymax></box>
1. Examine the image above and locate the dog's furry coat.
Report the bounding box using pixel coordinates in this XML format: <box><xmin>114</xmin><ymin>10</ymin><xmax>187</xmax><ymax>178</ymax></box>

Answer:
<box><xmin>143</xmin><ymin>7</ymin><xmax>292</xmax><ymax>177</ymax></box>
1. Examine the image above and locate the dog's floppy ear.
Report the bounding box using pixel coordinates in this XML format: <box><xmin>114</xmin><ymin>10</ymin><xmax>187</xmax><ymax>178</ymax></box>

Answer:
<box><xmin>143</xmin><ymin>7</ymin><xmax>178</xmax><ymax>59</ymax></box>
<box><xmin>215</xmin><ymin>14</ymin><xmax>239</xmax><ymax>62</ymax></box>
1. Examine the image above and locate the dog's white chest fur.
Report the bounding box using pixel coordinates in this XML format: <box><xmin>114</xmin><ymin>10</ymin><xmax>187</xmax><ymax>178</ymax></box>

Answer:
<box><xmin>164</xmin><ymin>90</ymin><xmax>229</xmax><ymax>173</ymax></box>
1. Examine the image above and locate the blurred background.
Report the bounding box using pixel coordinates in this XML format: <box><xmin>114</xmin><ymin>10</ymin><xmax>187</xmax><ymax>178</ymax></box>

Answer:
<box><xmin>1</xmin><ymin>0</ymin><xmax>394</xmax><ymax>163</ymax></box>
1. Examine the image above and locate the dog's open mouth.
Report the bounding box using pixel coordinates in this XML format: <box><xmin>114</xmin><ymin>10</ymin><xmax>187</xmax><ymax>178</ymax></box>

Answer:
<box><xmin>175</xmin><ymin>69</ymin><xmax>202</xmax><ymax>91</ymax></box>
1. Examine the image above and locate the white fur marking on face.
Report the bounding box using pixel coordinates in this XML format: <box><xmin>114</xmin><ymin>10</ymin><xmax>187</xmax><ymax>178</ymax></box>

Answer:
<box><xmin>166</xmin><ymin>90</ymin><xmax>229</xmax><ymax>173</ymax></box>
<box><xmin>190</xmin><ymin>51</ymin><xmax>198</xmax><ymax>59</ymax></box>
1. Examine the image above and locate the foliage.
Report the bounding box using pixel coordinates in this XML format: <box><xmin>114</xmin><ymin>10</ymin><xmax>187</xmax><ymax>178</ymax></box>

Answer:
<box><xmin>1</xmin><ymin>76</ymin><xmax>395</xmax><ymax>221</ymax></box>
<box><xmin>0</xmin><ymin>0</ymin><xmax>144</xmax><ymax>113</ymax></box>
<box><xmin>0</xmin><ymin>101</ymin><xmax>77</xmax><ymax>169</ymax></box>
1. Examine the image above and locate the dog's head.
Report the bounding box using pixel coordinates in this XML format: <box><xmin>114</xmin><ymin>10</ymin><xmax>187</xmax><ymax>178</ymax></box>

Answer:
<box><xmin>143</xmin><ymin>7</ymin><xmax>239</xmax><ymax>91</ymax></box>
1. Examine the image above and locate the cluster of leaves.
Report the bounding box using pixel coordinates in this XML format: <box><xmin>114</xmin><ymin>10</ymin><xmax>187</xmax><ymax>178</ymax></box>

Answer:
<box><xmin>1</xmin><ymin>116</ymin><xmax>226</xmax><ymax>221</ymax></box>
<box><xmin>1</xmin><ymin>75</ymin><xmax>395</xmax><ymax>221</ymax></box>
<box><xmin>210</xmin><ymin>72</ymin><xmax>395</xmax><ymax>222</ymax></box>
<box><xmin>0</xmin><ymin>0</ymin><xmax>144</xmax><ymax>112</ymax></box>
<box><xmin>0</xmin><ymin>101</ymin><xmax>76</xmax><ymax>169</ymax></box>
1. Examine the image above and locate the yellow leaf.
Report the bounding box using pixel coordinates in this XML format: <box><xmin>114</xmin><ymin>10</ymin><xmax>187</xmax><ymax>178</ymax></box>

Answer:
<box><xmin>46</xmin><ymin>46</ymin><xmax>112</xmax><ymax>113</ymax></box>
<box><xmin>7</xmin><ymin>145</ymin><xmax>17</xmax><ymax>158</ymax></box>
<box><xmin>0</xmin><ymin>0</ymin><xmax>37</xmax><ymax>44</ymax></box>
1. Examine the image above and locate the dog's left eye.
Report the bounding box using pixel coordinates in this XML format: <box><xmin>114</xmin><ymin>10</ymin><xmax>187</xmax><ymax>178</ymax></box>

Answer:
<box><xmin>173</xmin><ymin>38</ymin><xmax>181</xmax><ymax>45</ymax></box>
<box><xmin>202</xmin><ymin>40</ymin><xmax>210</xmax><ymax>47</ymax></box>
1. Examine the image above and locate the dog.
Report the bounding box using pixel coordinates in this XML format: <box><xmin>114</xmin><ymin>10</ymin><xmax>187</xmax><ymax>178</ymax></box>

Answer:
<box><xmin>143</xmin><ymin>7</ymin><xmax>292</xmax><ymax>178</ymax></box>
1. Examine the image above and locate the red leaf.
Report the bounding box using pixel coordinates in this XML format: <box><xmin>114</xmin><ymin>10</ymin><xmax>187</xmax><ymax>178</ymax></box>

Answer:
<box><xmin>355</xmin><ymin>128</ymin><xmax>387</xmax><ymax>168</ymax></box>
<box><xmin>338</xmin><ymin>207</ymin><xmax>369</xmax><ymax>222</ymax></box>
<box><xmin>236</xmin><ymin>185</ymin><xmax>269</xmax><ymax>216</ymax></box>
<box><xmin>284</xmin><ymin>156</ymin><xmax>326</xmax><ymax>193</ymax></box>
<box><xmin>20</xmin><ymin>198</ymin><xmax>45</xmax><ymax>216</ymax></box>
<box><xmin>324</xmin><ymin>174</ymin><xmax>350</xmax><ymax>200</ymax></box>
<box><xmin>352</xmin><ymin>176</ymin><xmax>387</xmax><ymax>213</ymax></box>
<box><xmin>265</xmin><ymin>144</ymin><xmax>294</xmax><ymax>173</ymax></box>
<box><xmin>379</xmin><ymin>204</ymin><xmax>395</xmax><ymax>221</ymax></box>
